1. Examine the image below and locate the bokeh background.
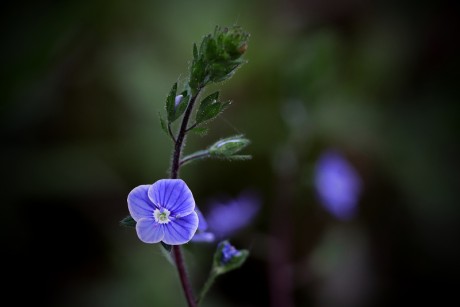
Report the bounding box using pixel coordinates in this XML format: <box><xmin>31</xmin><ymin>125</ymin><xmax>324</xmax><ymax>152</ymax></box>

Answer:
<box><xmin>2</xmin><ymin>0</ymin><xmax>459</xmax><ymax>306</ymax></box>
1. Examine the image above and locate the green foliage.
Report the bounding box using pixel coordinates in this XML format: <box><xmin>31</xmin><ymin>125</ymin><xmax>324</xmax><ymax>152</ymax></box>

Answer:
<box><xmin>165</xmin><ymin>83</ymin><xmax>190</xmax><ymax>123</ymax></box>
<box><xmin>189</xmin><ymin>25</ymin><xmax>249</xmax><ymax>93</ymax></box>
<box><xmin>166</xmin><ymin>82</ymin><xmax>178</xmax><ymax>122</ymax></box>
<box><xmin>197</xmin><ymin>241</ymin><xmax>249</xmax><ymax>305</ymax></box>
<box><xmin>195</xmin><ymin>91</ymin><xmax>230</xmax><ymax>124</ymax></box>
<box><xmin>189</xmin><ymin>126</ymin><xmax>209</xmax><ymax>136</ymax></box>
<box><xmin>159</xmin><ymin>113</ymin><xmax>169</xmax><ymax>136</ymax></box>
<box><xmin>174</xmin><ymin>93</ymin><xmax>190</xmax><ymax>121</ymax></box>
<box><xmin>120</xmin><ymin>215</ymin><xmax>136</xmax><ymax>228</ymax></box>
<box><xmin>209</xmin><ymin>135</ymin><xmax>251</xmax><ymax>157</ymax></box>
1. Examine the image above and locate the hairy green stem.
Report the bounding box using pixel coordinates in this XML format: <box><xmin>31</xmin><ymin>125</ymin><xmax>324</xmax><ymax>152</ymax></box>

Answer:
<box><xmin>180</xmin><ymin>150</ymin><xmax>210</xmax><ymax>167</ymax></box>
<box><xmin>197</xmin><ymin>269</ymin><xmax>218</xmax><ymax>305</ymax></box>
<box><xmin>171</xmin><ymin>87</ymin><xmax>202</xmax><ymax>179</ymax></box>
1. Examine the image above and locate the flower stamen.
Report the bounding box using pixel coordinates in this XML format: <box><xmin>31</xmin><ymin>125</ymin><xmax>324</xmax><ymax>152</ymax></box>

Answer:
<box><xmin>154</xmin><ymin>208</ymin><xmax>171</xmax><ymax>224</ymax></box>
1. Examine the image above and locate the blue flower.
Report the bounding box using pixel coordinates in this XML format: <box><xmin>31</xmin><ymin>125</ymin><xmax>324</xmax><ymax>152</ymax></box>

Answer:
<box><xmin>205</xmin><ymin>190</ymin><xmax>260</xmax><ymax>240</ymax></box>
<box><xmin>314</xmin><ymin>151</ymin><xmax>362</xmax><ymax>220</ymax></box>
<box><xmin>127</xmin><ymin>179</ymin><xmax>199</xmax><ymax>245</ymax></box>
<box><xmin>219</xmin><ymin>241</ymin><xmax>242</xmax><ymax>265</ymax></box>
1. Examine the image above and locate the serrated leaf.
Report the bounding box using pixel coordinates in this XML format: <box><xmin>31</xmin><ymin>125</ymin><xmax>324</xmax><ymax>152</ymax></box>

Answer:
<box><xmin>166</xmin><ymin>82</ymin><xmax>178</xmax><ymax>122</ymax></box>
<box><xmin>190</xmin><ymin>126</ymin><xmax>208</xmax><ymax>136</ymax></box>
<box><xmin>120</xmin><ymin>215</ymin><xmax>136</xmax><ymax>228</ymax></box>
<box><xmin>159</xmin><ymin>113</ymin><xmax>169</xmax><ymax>136</ymax></box>
<box><xmin>199</xmin><ymin>34</ymin><xmax>211</xmax><ymax>57</ymax></box>
<box><xmin>210</xmin><ymin>61</ymin><xmax>243</xmax><ymax>83</ymax></box>
<box><xmin>205</xmin><ymin>38</ymin><xmax>218</xmax><ymax>61</ymax></box>
<box><xmin>195</xmin><ymin>92</ymin><xmax>229</xmax><ymax>124</ymax></box>
<box><xmin>190</xmin><ymin>57</ymin><xmax>206</xmax><ymax>93</ymax></box>
<box><xmin>193</xmin><ymin>43</ymin><xmax>198</xmax><ymax>60</ymax></box>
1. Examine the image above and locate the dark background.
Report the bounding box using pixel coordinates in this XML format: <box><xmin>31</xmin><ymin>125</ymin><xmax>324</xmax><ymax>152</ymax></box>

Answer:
<box><xmin>2</xmin><ymin>0</ymin><xmax>459</xmax><ymax>306</ymax></box>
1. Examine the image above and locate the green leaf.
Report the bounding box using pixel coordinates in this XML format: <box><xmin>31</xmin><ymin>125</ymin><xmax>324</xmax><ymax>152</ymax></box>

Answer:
<box><xmin>209</xmin><ymin>60</ymin><xmax>244</xmax><ymax>83</ymax></box>
<box><xmin>166</xmin><ymin>82</ymin><xmax>178</xmax><ymax>122</ymax></box>
<box><xmin>193</xmin><ymin>43</ymin><xmax>198</xmax><ymax>60</ymax></box>
<box><xmin>159</xmin><ymin>113</ymin><xmax>169</xmax><ymax>136</ymax></box>
<box><xmin>189</xmin><ymin>126</ymin><xmax>209</xmax><ymax>136</ymax></box>
<box><xmin>189</xmin><ymin>57</ymin><xmax>206</xmax><ymax>94</ymax></box>
<box><xmin>205</xmin><ymin>38</ymin><xmax>218</xmax><ymax>61</ymax></box>
<box><xmin>196</xmin><ymin>92</ymin><xmax>230</xmax><ymax>124</ymax></box>
<box><xmin>208</xmin><ymin>135</ymin><xmax>251</xmax><ymax>157</ymax></box>
<box><xmin>120</xmin><ymin>215</ymin><xmax>136</xmax><ymax>228</ymax></box>
<box><xmin>172</xmin><ymin>94</ymin><xmax>189</xmax><ymax>122</ymax></box>
<box><xmin>199</xmin><ymin>34</ymin><xmax>211</xmax><ymax>57</ymax></box>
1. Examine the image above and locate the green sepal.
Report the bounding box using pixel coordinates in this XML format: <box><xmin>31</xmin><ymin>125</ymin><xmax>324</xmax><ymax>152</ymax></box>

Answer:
<box><xmin>166</xmin><ymin>82</ymin><xmax>178</xmax><ymax>122</ymax></box>
<box><xmin>221</xmin><ymin>154</ymin><xmax>252</xmax><ymax>161</ymax></box>
<box><xmin>208</xmin><ymin>135</ymin><xmax>250</xmax><ymax>157</ymax></box>
<box><xmin>120</xmin><ymin>215</ymin><xmax>136</xmax><ymax>228</ymax></box>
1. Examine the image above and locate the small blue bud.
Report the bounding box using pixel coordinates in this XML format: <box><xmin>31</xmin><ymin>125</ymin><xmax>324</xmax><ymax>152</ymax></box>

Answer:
<box><xmin>175</xmin><ymin>94</ymin><xmax>183</xmax><ymax>108</ymax></box>
<box><xmin>219</xmin><ymin>241</ymin><xmax>242</xmax><ymax>265</ymax></box>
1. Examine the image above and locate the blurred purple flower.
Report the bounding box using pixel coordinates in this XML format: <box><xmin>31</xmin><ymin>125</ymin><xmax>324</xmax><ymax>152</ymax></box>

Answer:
<box><xmin>204</xmin><ymin>190</ymin><xmax>261</xmax><ymax>240</ymax></box>
<box><xmin>191</xmin><ymin>208</ymin><xmax>215</xmax><ymax>243</ymax></box>
<box><xmin>314</xmin><ymin>151</ymin><xmax>362</xmax><ymax>220</ymax></box>
<box><xmin>219</xmin><ymin>241</ymin><xmax>242</xmax><ymax>265</ymax></box>
<box><xmin>127</xmin><ymin>179</ymin><xmax>199</xmax><ymax>245</ymax></box>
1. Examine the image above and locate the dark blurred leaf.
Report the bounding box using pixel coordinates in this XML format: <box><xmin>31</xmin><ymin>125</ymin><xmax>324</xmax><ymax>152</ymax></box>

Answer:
<box><xmin>161</xmin><ymin>242</ymin><xmax>172</xmax><ymax>253</ymax></box>
<box><xmin>120</xmin><ymin>215</ymin><xmax>136</xmax><ymax>228</ymax></box>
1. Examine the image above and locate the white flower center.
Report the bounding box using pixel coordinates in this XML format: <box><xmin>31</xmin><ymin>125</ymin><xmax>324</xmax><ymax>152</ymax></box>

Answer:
<box><xmin>153</xmin><ymin>208</ymin><xmax>171</xmax><ymax>224</ymax></box>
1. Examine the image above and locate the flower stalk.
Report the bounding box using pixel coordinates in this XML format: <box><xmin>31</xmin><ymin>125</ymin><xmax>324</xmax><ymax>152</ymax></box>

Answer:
<box><xmin>170</xmin><ymin>87</ymin><xmax>203</xmax><ymax>179</ymax></box>
<box><xmin>169</xmin><ymin>88</ymin><xmax>203</xmax><ymax>307</ymax></box>
<box><xmin>196</xmin><ymin>269</ymin><xmax>218</xmax><ymax>306</ymax></box>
